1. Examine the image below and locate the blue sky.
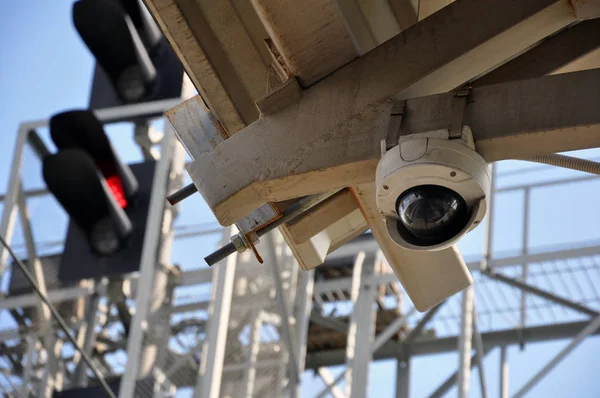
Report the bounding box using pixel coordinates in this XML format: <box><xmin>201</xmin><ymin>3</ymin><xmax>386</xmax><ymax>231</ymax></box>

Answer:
<box><xmin>1</xmin><ymin>2</ymin><xmax>600</xmax><ymax>397</ymax></box>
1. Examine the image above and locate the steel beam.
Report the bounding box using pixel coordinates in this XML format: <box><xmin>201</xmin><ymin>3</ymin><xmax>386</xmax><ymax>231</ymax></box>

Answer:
<box><xmin>317</xmin><ymin>368</ymin><xmax>345</xmax><ymax>398</ymax></box>
<box><xmin>295</xmin><ymin>269</ymin><xmax>315</xmax><ymax>377</ymax></box>
<box><xmin>0</xmin><ymin>285</ymin><xmax>94</xmax><ymax>311</ymax></box>
<box><xmin>316</xmin><ymin>369</ymin><xmax>346</xmax><ymax>398</ymax></box>
<box><xmin>428</xmin><ymin>348</ymin><xmax>493</xmax><ymax>398</ymax></box>
<box><xmin>0</xmin><ymin>188</ymin><xmax>48</xmax><ymax>202</ymax></box>
<box><xmin>310</xmin><ymin>310</ymin><xmax>348</xmax><ymax>334</ymax></box>
<box><xmin>473</xmin><ymin>19</ymin><xmax>600</xmax><ymax>86</ymax></box>
<box><xmin>0</xmin><ymin>127</ymin><xmax>27</xmax><ymax>279</ymax></box>
<box><xmin>20</xmin><ymin>336</ymin><xmax>35</xmax><ymax>397</ymax></box>
<box><xmin>483</xmin><ymin>270</ymin><xmax>599</xmax><ymax>317</ymax></box>
<box><xmin>513</xmin><ymin>314</ymin><xmax>600</xmax><ymax>398</ymax></box>
<box><xmin>304</xmin><ymin>321</ymin><xmax>600</xmax><ymax>369</ymax></box>
<box><xmin>186</xmin><ymin>0</ymin><xmax>590</xmax><ymax>225</ymax></box>
<box><xmin>457</xmin><ymin>286</ymin><xmax>475</xmax><ymax>398</ymax></box>
<box><xmin>73</xmin><ymin>294</ymin><xmax>101</xmax><ymax>387</ymax></box>
<box><xmin>313</xmin><ymin>273</ymin><xmax>398</xmax><ymax>295</ymax></box>
<box><xmin>372</xmin><ymin>308</ymin><xmax>416</xmax><ymax>353</ymax></box>
<box><xmin>500</xmin><ymin>346</ymin><xmax>509</xmax><ymax>398</ymax></box>
<box><xmin>327</xmin><ymin>237</ymin><xmax>600</xmax><ymax>271</ymax></box>
<box><xmin>243</xmin><ymin>311</ymin><xmax>262</xmax><ymax>398</ymax></box>
<box><xmin>21</xmin><ymin>98</ymin><xmax>182</xmax><ymax>132</ymax></box>
<box><xmin>119</xmin><ymin>129</ymin><xmax>182</xmax><ymax>397</ymax></box>
<box><xmin>345</xmin><ymin>252</ymin><xmax>377</xmax><ymax>398</ymax></box>
<box><xmin>136</xmin><ymin>133</ymin><xmax>187</xmax><ymax>382</ymax></box>
<box><xmin>18</xmin><ymin>184</ymin><xmax>56</xmax><ymax>398</ymax></box>
<box><xmin>396</xmin><ymin>356</ymin><xmax>410</xmax><ymax>398</ymax></box>
<box><xmin>473</xmin><ymin>316</ymin><xmax>489</xmax><ymax>398</ymax></box>
<box><xmin>264</xmin><ymin>233</ymin><xmax>299</xmax><ymax>395</ymax></box>
<box><xmin>521</xmin><ymin>188</ymin><xmax>531</xmax><ymax>334</ymax></box>
<box><xmin>193</xmin><ymin>245</ymin><xmax>237</xmax><ymax>398</ymax></box>
<box><xmin>176</xmin><ymin>268</ymin><xmax>213</xmax><ymax>286</ymax></box>
<box><xmin>17</xmin><ymin>185</ymin><xmax>51</xmax><ymax>325</ymax></box>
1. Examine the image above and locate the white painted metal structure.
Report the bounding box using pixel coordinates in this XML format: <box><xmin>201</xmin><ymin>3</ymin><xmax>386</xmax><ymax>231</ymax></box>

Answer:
<box><xmin>2</xmin><ymin>107</ymin><xmax>600</xmax><ymax>397</ymax></box>
<box><xmin>1</xmin><ymin>0</ymin><xmax>600</xmax><ymax>397</ymax></box>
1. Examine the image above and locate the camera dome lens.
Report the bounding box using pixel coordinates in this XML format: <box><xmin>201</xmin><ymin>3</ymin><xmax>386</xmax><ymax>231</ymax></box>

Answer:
<box><xmin>396</xmin><ymin>185</ymin><xmax>468</xmax><ymax>246</ymax></box>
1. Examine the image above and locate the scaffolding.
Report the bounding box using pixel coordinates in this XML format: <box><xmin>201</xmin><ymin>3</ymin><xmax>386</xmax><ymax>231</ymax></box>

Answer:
<box><xmin>0</xmin><ymin>96</ymin><xmax>597</xmax><ymax>397</ymax></box>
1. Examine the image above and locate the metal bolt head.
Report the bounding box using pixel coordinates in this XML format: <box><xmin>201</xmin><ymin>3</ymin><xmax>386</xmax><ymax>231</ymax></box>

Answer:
<box><xmin>231</xmin><ymin>234</ymin><xmax>247</xmax><ymax>253</ymax></box>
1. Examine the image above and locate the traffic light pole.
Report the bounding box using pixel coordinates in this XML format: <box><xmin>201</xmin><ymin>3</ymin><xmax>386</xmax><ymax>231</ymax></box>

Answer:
<box><xmin>118</xmin><ymin>122</ymin><xmax>186</xmax><ymax>397</ymax></box>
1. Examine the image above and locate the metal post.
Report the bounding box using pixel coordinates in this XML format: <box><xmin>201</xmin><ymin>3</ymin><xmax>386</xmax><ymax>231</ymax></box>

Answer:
<box><xmin>193</xmin><ymin>232</ymin><xmax>237</xmax><ymax>398</ymax></box>
<box><xmin>119</xmin><ymin>126</ymin><xmax>184</xmax><ymax>397</ymax></box>
<box><xmin>265</xmin><ymin>233</ymin><xmax>299</xmax><ymax>395</ymax></box>
<box><xmin>18</xmin><ymin>184</ymin><xmax>57</xmax><ymax>398</ymax></box>
<box><xmin>500</xmin><ymin>346</ymin><xmax>509</xmax><ymax>398</ymax></box>
<box><xmin>20</xmin><ymin>335</ymin><xmax>35</xmax><ymax>397</ymax></box>
<box><xmin>17</xmin><ymin>184</ymin><xmax>51</xmax><ymax>324</ymax></box>
<box><xmin>51</xmin><ymin>339</ymin><xmax>65</xmax><ymax>392</ymax></box>
<box><xmin>472</xmin><ymin>314</ymin><xmax>489</xmax><ymax>398</ymax></box>
<box><xmin>294</xmin><ymin>268</ymin><xmax>315</xmax><ymax>397</ymax></box>
<box><xmin>345</xmin><ymin>251</ymin><xmax>377</xmax><ymax>398</ymax></box>
<box><xmin>513</xmin><ymin>314</ymin><xmax>600</xmax><ymax>398</ymax></box>
<box><xmin>396</xmin><ymin>356</ymin><xmax>410</xmax><ymax>398</ymax></box>
<box><xmin>243</xmin><ymin>311</ymin><xmax>262</xmax><ymax>398</ymax></box>
<box><xmin>457</xmin><ymin>286</ymin><xmax>475</xmax><ymax>398</ymax></box>
<box><xmin>482</xmin><ymin>164</ymin><xmax>496</xmax><ymax>271</ymax></box>
<box><xmin>73</xmin><ymin>293</ymin><xmax>101</xmax><ymax>387</ymax></box>
<box><xmin>521</xmin><ymin>188</ymin><xmax>531</xmax><ymax>336</ymax></box>
<box><xmin>0</xmin><ymin>127</ymin><xmax>27</xmax><ymax>281</ymax></box>
<box><xmin>138</xmin><ymin>266</ymin><xmax>176</xmax><ymax>379</ymax></box>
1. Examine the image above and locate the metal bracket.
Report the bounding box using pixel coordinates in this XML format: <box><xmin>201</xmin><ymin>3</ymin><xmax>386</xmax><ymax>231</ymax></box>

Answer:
<box><xmin>231</xmin><ymin>231</ymin><xmax>263</xmax><ymax>262</ymax></box>
<box><xmin>386</xmin><ymin>100</ymin><xmax>406</xmax><ymax>149</ymax></box>
<box><xmin>450</xmin><ymin>87</ymin><xmax>471</xmax><ymax>139</ymax></box>
<box><xmin>231</xmin><ymin>231</ymin><xmax>259</xmax><ymax>252</ymax></box>
<box><xmin>385</xmin><ymin>88</ymin><xmax>472</xmax><ymax>151</ymax></box>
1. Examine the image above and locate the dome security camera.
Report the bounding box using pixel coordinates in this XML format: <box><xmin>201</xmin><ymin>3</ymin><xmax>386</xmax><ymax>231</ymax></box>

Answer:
<box><xmin>376</xmin><ymin>126</ymin><xmax>491</xmax><ymax>251</ymax></box>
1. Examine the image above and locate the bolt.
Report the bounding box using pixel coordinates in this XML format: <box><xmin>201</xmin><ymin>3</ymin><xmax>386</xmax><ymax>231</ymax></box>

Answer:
<box><xmin>231</xmin><ymin>234</ymin><xmax>247</xmax><ymax>253</ymax></box>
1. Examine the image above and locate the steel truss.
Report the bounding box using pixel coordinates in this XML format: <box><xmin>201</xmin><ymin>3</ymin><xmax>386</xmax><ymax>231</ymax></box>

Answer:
<box><xmin>1</xmin><ymin>116</ymin><xmax>599</xmax><ymax>396</ymax></box>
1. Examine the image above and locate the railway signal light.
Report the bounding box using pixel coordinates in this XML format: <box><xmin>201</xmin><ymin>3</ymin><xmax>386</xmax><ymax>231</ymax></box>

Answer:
<box><xmin>43</xmin><ymin>110</ymin><xmax>139</xmax><ymax>256</ymax></box>
<box><xmin>73</xmin><ymin>0</ymin><xmax>159</xmax><ymax>103</ymax></box>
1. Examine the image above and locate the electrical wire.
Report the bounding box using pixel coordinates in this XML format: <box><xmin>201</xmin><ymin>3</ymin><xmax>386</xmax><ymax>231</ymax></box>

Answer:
<box><xmin>0</xmin><ymin>234</ymin><xmax>117</xmax><ymax>398</ymax></box>
<box><xmin>516</xmin><ymin>154</ymin><xmax>600</xmax><ymax>176</ymax></box>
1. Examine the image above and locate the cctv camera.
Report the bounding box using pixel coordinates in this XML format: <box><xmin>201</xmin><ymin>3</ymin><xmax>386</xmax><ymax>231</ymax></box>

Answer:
<box><xmin>376</xmin><ymin>126</ymin><xmax>491</xmax><ymax>251</ymax></box>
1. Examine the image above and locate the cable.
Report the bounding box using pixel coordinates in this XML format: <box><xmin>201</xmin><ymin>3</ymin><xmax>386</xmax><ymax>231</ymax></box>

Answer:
<box><xmin>516</xmin><ymin>154</ymin><xmax>600</xmax><ymax>175</ymax></box>
<box><xmin>0</xmin><ymin>235</ymin><xmax>117</xmax><ymax>398</ymax></box>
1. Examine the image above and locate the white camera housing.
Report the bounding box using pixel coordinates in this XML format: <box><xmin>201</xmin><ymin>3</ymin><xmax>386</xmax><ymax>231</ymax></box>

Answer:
<box><xmin>376</xmin><ymin>126</ymin><xmax>491</xmax><ymax>251</ymax></box>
